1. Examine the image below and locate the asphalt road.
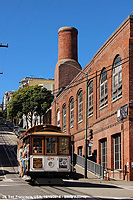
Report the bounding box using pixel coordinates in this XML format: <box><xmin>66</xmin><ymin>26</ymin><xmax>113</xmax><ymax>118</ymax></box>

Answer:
<box><xmin>0</xmin><ymin>124</ymin><xmax>133</xmax><ymax>200</ymax></box>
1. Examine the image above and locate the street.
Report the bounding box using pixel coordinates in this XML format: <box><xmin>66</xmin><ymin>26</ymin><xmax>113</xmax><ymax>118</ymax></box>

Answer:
<box><xmin>0</xmin><ymin>124</ymin><xmax>133</xmax><ymax>200</ymax></box>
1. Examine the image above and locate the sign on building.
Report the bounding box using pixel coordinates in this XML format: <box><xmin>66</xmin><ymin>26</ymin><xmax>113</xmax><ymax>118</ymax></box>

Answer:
<box><xmin>117</xmin><ymin>104</ymin><xmax>128</xmax><ymax>122</ymax></box>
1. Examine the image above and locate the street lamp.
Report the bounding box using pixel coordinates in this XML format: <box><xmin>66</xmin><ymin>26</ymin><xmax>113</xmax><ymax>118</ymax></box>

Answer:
<box><xmin>60</xmin><ymin>62</ymin><xmax>88</xmax><ymax>178</ymax></box>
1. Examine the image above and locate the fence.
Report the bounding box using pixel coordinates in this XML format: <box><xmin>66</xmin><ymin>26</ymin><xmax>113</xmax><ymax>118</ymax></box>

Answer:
<box><xmin>76</xmin><ymin>154</ymin><xmax>104</xmax><ymax>179</ymax></box>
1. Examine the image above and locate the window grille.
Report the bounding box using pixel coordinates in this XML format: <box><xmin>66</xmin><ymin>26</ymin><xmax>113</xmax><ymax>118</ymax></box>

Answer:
<box><xmin>101</xmin><ymin>139</ymin><xmax>107</xmax><ymax>169</ymax></box>
<box><xmin>78</xmin><ymin>90</ymin><xmax>83</xmax><ymax>122</ymax></box>
<box><xmin>70</xmin><ymin>97</ymin><xmax>74</xmax><ymax>128</ymax></box>
<box><xmin>57</xmin><ymin>109</ymin><xmax>60</xmax><ymax>127</ymax></box>
<box><xmin>114</xmin><ymin>134</ymin><xmax>121</xmax><ymax>169</ymax></box>
<box><xmin>88</xmin><ymin>81</ymin><xmax>93</xmax><ymax>116</ymax></box>
<box><xmin>99</xmin><ymin>68</ymin><xmax>108</xmax><ymax>107</ymax></box>
<box><xmin>112</xmin><ymin>55</ymin><xmax>122</xmax><ymax>100</ymax></box>
<box><xmin>62</xmin><ymin>104</ymin><xmax>66</xmax><ymax>132</ymax></box>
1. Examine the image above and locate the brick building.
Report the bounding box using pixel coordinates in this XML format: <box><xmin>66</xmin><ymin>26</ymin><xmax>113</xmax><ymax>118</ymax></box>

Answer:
<box><xmin>51</xmin><ymin>15</ymin><xmax>133</xmax><ymax>180</ymax></box>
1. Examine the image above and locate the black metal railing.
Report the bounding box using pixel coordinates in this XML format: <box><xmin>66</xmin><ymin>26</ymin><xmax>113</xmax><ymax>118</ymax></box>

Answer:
<box><xmin>76</xmin><ymin>155</ymin><xmax>104</xmax><ymax>179</ymax></box>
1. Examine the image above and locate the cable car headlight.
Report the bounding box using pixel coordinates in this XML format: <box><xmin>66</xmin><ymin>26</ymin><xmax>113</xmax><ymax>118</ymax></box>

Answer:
<box><xmin>48</xmin><ymin>161</ymin><xmax>54</xmax><ymax>168</ymax></box>
<box><xmin>59</xmin><ymin>158</ymin><xmax>68</xmax><ymax>168</ymax></box>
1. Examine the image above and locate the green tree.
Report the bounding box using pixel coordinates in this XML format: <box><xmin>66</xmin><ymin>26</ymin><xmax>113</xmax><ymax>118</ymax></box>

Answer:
<box><xmin>7</xmin><ymin>85</ymin><xmax>53</xmax><ymax>127</ymax></box>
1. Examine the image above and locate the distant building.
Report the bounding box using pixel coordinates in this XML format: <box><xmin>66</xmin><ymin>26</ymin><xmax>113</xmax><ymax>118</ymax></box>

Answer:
<box><xmin>19</xmin><ymin>76</ymin><xmax>55</xmax><ymax>94</ymax></box>
<box><xmin>3</xmin><ymin>91</ymin><xmax>17</xmax><ymax>110</ymax></box>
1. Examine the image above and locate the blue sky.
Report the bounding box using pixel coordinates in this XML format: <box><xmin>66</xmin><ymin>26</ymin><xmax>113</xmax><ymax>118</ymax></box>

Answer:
<box><xmin>0</xmin><ymin>0</ymin><xmax>132</xmax><ymax>104</ymax></box>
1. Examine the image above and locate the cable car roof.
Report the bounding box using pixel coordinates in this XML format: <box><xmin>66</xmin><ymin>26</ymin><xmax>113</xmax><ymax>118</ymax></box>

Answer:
<box><xmin>28</xmin><ymin>131</ymin><xmax>70</xmax><ymax>136</ymax></box>
<box><xmin>19</xmin><ymin>124</ymin><xmax>70</xmax><ymax>140</ymax></box>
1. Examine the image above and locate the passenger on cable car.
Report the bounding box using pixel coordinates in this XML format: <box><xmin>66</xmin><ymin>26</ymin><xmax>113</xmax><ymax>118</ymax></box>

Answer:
<box><xmin>22</xmin><ymin>143</ymin><xmax>30</xmax><ymax>180</ymax></box>
<box><xmin>18</xmin><ymin>145</ymin><xmax>23</xmax><ymax>177</ymax></box>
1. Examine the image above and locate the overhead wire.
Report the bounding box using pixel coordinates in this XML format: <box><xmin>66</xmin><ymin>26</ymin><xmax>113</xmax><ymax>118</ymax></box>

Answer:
<box><xmin>6</xmin><ymin>55</ymin><xmax>132</xmax><ymax>110</ymax></box>
<box><xmin>0</xmin><ymin>0</ymin><xmax>23</xmax><ymax>36</ymax></box>
<box><xmin>52</xmin><ymin>54</ymin><xmax>132</xmax><ymax>96</ymax></box>
<box><xmin>50</xmin><ymin>56</ymin><xmax>133</xmax><ymax>123</ymax></box>
<box><xmin>15</xmin><ymin>0</ymin><xmax>41</xmax><ymax>29</ymax></box>
<box><xmin>7</xmin><ymin>0</ymin><xmax>55</xmax><ymax>44</ymax></box>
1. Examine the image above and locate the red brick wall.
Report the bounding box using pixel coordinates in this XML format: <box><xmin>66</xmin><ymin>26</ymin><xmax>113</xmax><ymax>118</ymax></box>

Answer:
<box><xmin>52</xmin><ymin>16</ymin><xmax>133</xmax><ymax>180</ymax></box>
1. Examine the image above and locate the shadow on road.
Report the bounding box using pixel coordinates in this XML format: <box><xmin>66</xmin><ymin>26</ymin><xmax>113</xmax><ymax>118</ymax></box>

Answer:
<box><xmin>0</xmin><ymin>169</ymin><xmax>17</xmax><ymax>176</ymax></box>
<box><xmin>63</xmin><ymin>180</ymin><xmax>120</xmax><ymax>188</ymax></box>
<box><xmin>0</xmin><ymin>145</ymin><xmax>18</xmax><ymax>167</ymax></box>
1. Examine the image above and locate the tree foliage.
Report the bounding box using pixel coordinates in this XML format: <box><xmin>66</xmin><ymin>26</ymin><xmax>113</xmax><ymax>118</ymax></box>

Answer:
<box><xmin>7</xmin><ymin>85</ymin><xmax>54</xmax><ymax>125</ymax></box>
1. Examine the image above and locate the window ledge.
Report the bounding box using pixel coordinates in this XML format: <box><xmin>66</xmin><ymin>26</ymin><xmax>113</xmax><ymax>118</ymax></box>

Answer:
<box><xmin>70</xmin><ymin>125</ymin><xmax>74</xmax><ymax>129</ymax></box>
<box><xmin>111</xmin><ymin>169</ymin><xmax>122</xmax><ymax>173</ymax></box>
<box><xmin>88</xmin><ymin>114</ymin><xmax>93</xmax><ymax>118</ymax></box>
<box><xmin>78</xmin><ymin>120</ymin><xmax>83</xmax><ymax>124</ymax></box>
<box><xmin>99</xmin><ymin>104</ymin><xmax>108</xmax><ymax>110</ymax></box>
<box><xmin>112</xmin><ymin>95</ymin><xmax>122</xmax><ymax>103</ymax></box>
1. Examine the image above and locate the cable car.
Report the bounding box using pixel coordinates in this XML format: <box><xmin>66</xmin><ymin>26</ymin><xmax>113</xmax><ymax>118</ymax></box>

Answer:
<box><xmin>17</xmin><ymin>124</ymin><xmax>73</xmax><ymax>182</ymax></box>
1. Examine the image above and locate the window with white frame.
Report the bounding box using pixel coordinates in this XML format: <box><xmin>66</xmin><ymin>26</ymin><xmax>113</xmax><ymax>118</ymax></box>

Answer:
<box><xmin>101</xmin><ymin>139</ymin><xmax>107</xmax><ymax>169</ymax></box>
<box><xmin>78</xmin><ymin>90</ymin><xmax>83</xmax><ymax>122</ymax></box>
<box><xmin>88</xmin><ymin>81</ymin><xmax>93</xmax><ymax>116</ymax></box>
<box><xmin>62</xmin><ymin>104</ymin><xmax>66</xmax><ymax>132</ymax></box>
<box><xmin>57</xmin><ymin>109</ymin><xmax>60</xmax><ymax>127</ymax></box>
<box><xmin>114</xmin><ymin>134</ymin><xmax>121</xmax><ymax>169</ymax></box>
<box><xmin>70</xmin><ymin>97</ymin><xmax>74</xmax><ymax>128</ymax></box>
<box><xmin>112</xmin><ymin>55</ymin><xmax>122</xmax><ymax>100</ymax></box>
<box><xmin>99</xmin><ymin>68</ymin><xmax>108</xmax><ymax>107</ymax></box>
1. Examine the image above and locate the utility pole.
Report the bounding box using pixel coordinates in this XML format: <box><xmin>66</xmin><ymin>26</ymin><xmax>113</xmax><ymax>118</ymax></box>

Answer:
<box><xmin>0</xmin><ymin>43</ymin><xmax>8</xmax><ymax>74</ymax></box>
<box><xmin>0</xmin><ymin>43</ymin><xmax>8</xmax><ymax>48</ymax></box>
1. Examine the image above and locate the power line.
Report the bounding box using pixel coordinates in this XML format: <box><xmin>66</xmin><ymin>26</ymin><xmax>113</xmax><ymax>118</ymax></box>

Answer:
<box><xmin>53</xmin><ymin>54</ymin><xmax>132</xmax><ymax>96</ymax></box>
<box><xmin>0</xmin><ymin>0</ymin><xmax>23</xmax><ymax>36</ymax></box>
<box><xmin>7</xmin><ymin>0</ymin><xmax>55</xmax><ymax>44</ymax></box>
<box><xmin>6</xmin><ymin>55</ymin><xmax>132</xmax><ymax>115</ymax></box>
<box><xmin>15</xmin><ymin>0</ymin><xmax>41</xmax><ymax>29</ymax></box>
<box><xmin>5</xmin><ymin>54</ymin><xmax>132</xmax><ymax>108</ymax></box>
<box><xmin>51</xmin><ymin>56</ymin><xmax>132</xmax><ymax>123</ymax></box>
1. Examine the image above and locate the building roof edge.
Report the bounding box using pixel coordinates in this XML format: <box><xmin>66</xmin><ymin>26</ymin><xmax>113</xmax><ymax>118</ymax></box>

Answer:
<box><xmin>83</xmin><ymin>14</ymin><xmax>133</xmax><ymax>71</ymax></box>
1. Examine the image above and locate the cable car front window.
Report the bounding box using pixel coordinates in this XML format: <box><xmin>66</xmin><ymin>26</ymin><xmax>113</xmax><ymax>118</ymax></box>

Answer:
<box><xmin>59</xmin><ymin>137</ymin><xmax>69</xmax><ymax>155</ymax></box>
<box><xmin>46</xmin><ymin>137</ymin><xmax>57</xmax><ymax>154</ymax></box>
<box><xmin>33</xmin><ymin>138</ymin><xmax>43</xmax><ymax>154</ymax></box>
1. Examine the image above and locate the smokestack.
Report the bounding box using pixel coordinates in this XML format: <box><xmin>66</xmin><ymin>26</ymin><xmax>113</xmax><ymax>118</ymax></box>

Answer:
<box><xmin>58</xmin><ymin>27</ymin><xmax>78</xmax><ymax>61</ymax></box>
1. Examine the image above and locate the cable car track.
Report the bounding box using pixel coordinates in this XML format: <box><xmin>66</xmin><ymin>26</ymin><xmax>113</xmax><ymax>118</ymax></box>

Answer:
<box><xmin>39</xmin><ymin>185</ymin><xmax>103</xmax><ymax>199</ymax></box>
<box><xmin>0</xmin><ymin>124</ymin><xmax>18</xmax><ymax>177</ymax></box>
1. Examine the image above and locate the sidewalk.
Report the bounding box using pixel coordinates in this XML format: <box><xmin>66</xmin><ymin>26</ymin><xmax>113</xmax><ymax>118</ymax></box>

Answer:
<box><xmin>75</xmin><ymin>164</ymin><xmax>133</xmax><ymax>187</ymax></box>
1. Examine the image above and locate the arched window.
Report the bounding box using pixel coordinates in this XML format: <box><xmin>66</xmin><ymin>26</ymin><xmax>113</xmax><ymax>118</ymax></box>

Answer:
<box><xmin>70</xmin><ymin>97</ymin><xmax>74</xmax><ymax>128</ymax></box>
<box><xmin>62</xmin><ymin>104</ymin><xmax>66</xmax><ymax>132</ymax></box>
<box><xmin>112</xmin><ymin>55</ymin><xmax>122</xmax><ymax>100</ymax></box>
<box><xmin>78</xmin><ymin>90</ymin><xmax>83</xmax><ymax>122</ymax></box>
<box><xmin>99</xmin><ymin>68</ymin><xmax>108</xmax><ymax>107</ymax></box>
<box><xmin>57</xmin><ymin>109</ymin><xmax>60</xmax><ymax>127</ymax></box>
<box><xmin>88</xmin><ymin>81</ymin><xmax>93</xmax><ymax>116</ymax></box>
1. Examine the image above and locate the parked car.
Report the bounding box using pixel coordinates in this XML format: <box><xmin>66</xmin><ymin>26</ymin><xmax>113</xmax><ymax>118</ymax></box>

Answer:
<box><xmin>13</xmin><ymin>126</ymin><xmax>26</xmax><ymax>138</ymax></box>
<box><xmin>5</xmin><ymin>120</ymin><xmax>14</xmax><ymax>130</ymax></box>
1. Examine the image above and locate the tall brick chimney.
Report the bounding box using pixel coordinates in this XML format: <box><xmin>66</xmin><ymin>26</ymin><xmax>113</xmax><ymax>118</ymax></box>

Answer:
<box><xmin>55</xmin><ymin>26</ymin><xmax>81</xmax><ymax>96</ymax></box>
<box><xmin>58</xmin><ymin>27</ymin><xmax>78</xmax><ymax>61</ymax></box>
